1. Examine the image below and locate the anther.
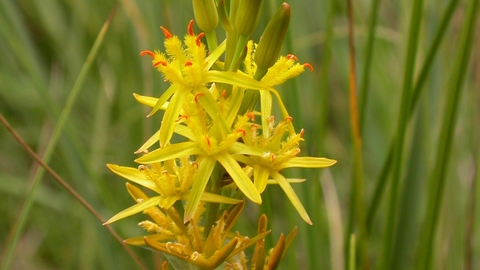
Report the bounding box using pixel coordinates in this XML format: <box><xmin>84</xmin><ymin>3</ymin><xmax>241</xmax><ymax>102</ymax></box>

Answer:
<box><xmin>299</xmin><ymin>128</ymin><xmax>305</xmax><ymax>137</ymax></box>
<box><xmin>196</xmin><ymin>32</ymin><xmax>205</xmax><ymax>46</ymax></box>
<box><xmin>205</xmin><ymin>135</ymin><xmax>211</xmax><ymax>147</ymax></box>
<box><xmin>160</xmin><ymin>26</ymin><xmax>173</xmax><ymax>39</ymax></box>
<box><xmin>194</xmin><ymin>93</ymin><xmax>204</xmax><ymax>102</ymax></box>
<box><xmin>303</xmin><ymin>63</ymin><xmax>314</xmax><ymax>71</ymax></box>
<box><xmin>188</xmin><ymin>20</ymin><xmax>195</xmax><ymax>36</ymax></box>
<box><xmin>138</xmin><ymin>165</ymin><xmax>146</xmax><ymax>171</ymax></box>
<box><xmin>185</xmin><ymin>60</ymin><xmax>193</xmax><ymax>67</ymax></box>
<box><xmin>295</xmin><ymin>148</ymin><xmax>301</xmax><ymax>155</ymax></box>
<box><xmin>284</xmin><ymin>116</ymin><xmax>293</xmax><ymax>122</ymax></box>
<box><xmin>140</xmin><ymin>50</ymin><xmax>155</xmax><ymax>58</ymax></box>
<box><xmin>247</xmin><ymin>112</ymin><xmax>255</xmax><ymax>121</ymax></box>
<box><xmin>286</xmin><ymin>54</ymin><xmax>298</xmax><ymax>61</ymax></box>
<box><xmin>175</xmin><ymin>115</ymin><xmax>188</xmax><ymax>122</ymax></box>
<box><xmin>237</xmin><ymin>129</ymin><xmax>246</xmax><ymax>136</ymax></box>
<box><xmin>153</xmin><ymin>61</ymin><xmax>167</xmax><ymax>67</ymax></box>
<box><xmin>162</xmin><ymin>170</ymin><xmax>169</xmax><ymax>176</ymax></box>
<box><xmin>221</xmin><ymin>89</ymin><xmax>227</xmax><ymax>99</ymax></box>
<box><xmin>271</xmin><ymin>153</ymin><xmax>276</xmax><ymax>162</ymax></box>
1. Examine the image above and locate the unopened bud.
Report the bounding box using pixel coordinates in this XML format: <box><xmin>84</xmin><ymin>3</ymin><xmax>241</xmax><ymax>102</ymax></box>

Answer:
<box><xmin>234</xmin><ymin>0</ymin><xmax>264</xmax><ymax>36</ymax></box>
<box><xmin>192</xmin><ymin>0</ymin><xmax>219</xmax><ymax>32</ymax></box>
<box><xmin>254</xmin><ymin>2</ymin><xmax>290</xmax><ymax>80</ymax></box>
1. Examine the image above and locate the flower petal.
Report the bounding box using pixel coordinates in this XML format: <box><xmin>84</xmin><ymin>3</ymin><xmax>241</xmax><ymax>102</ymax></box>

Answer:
<box><xmin>216</xmin><ymin>153</ymin><xmax>262</xmax><ymax>204</ymax></box>
<box><xmin>184</xmin><ymin>156</ymin><xmax>217</xmax><ymax>222</ymax></box>
<box><xmin>103</xmin><ymin>196</ymin><xmax>162</xmax><ymax>225</ymax></box>
<box><xmin>134</xmin><ymin>130</ymin><xmax>159</xmax><ymax>154</ymax></box>
<box><xmin>260</xmin><ymin>90</ymin><xmax>272</xmax><ymax>139</ymax></box>
<box><xmin>159</xmin><ymin>88</ymin><xmax>189</xmax><ymax>147</ymax></box>
<box><xmin>271</xmin><ymin>171</ymin><xmax>312</xmax><ymax>225</ymax></box>
<box><xmin>205</xmin><ymin>70</ymin><xmax>267</xmax><ymax>90</ymax></box>
<box><xmin>135</xmin><ymin>142</ymin><xmax>200</xmax><ymax>164</ymax></box>
<box><xmin>253</xmin><ymin>165</ymin><xmax>270</xmax><ymax>193</ymax></box>
<box><xmin>279</xmin><ymin>157</ymin><xmax>337</xmax><ymax>169</ymax></box>
<box><xmin>106</xmin><ymin>164</ymin><xmax>161</xmax><ymax>193</ymax></box>
<box><xmin>147</xmin><ymin>84</ymin><xmax>179</xmax><ymax>117</ymax></box>
<box><xmin>133</xmin><ymin>93</ymin><xmax>168</xmax><ymax>109</ymax></box>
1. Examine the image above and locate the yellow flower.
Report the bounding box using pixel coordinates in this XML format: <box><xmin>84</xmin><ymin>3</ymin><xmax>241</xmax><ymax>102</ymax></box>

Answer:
<box><xmin>139</xmin><ymin>21</ymin><xmax>268</xmax><ymax>148</ymax></box>
<box><xmin>104</xmin><ymin>156</ymin><xmax>241</xmax><ymax>225</ymax></box>
<box><xmin>235</xmin><ymin>116</ymin><xmax>336</xmax><ymax>224</ymax></box>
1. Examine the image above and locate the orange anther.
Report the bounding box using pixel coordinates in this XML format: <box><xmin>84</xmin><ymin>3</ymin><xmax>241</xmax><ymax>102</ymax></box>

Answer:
<box><xmin>188</xmin><ymin>20</ymin><xmax>195</xmax><ymax>36</ymax></box>
<box><xmin>247</xmin><ymin>112</ymin><xmax>255</xmax><ymax>121</ymax></box>
<box><xmin>175</xmin><ymin>115</ymin><xmax>188</xmax><ymax>122</ymax></box>
<box><xmin>185</xmin><ymin>60</ymin><xmax>193</xmax><ymax>67</ymax></box>
<box><xmin>196</xmin><ymin>33</ymin><xmax>205</xmax><ymax>46</ymax></box>
<box><xmin>251</xmin><ymin>124</ymin><xmax>259</xmax><ymax>129</ymax></box>
<box><xmin>284</xmin><ymin>116</ymin><xmax>293</xmax><ymax>122</ymax></box>
<box><xmin>271</xmin><ymin>153</ymin><xmax>276</xmax><ymax>162</ymax></box>
<box><xmin>153</xmin><ymin>61</ymin><xmax>167</xmax><ymax>67</ymax></box>
<box><xmin>160</xmin><ymin>26</ymin><xmax>173</xmax><ymax>39</ymax></box>
<box><xmin>295</xmin><ymin>148</ymin><xmax>301</xmax><ymax>155</ymax></box>
<box><xmin>194</xmin><ymin>93</ymin><xmax>204</xmax><ymax>102</ymax></box>
<box><xmin>205</xmin><ymin>135</ymin><xmax>211</xmax><ymax>147</ymax></box>
<box><xmin>286</xmin><ymin>54</ymin><xmax>298</xmax><ymax>61</ymax></box>
<box><xmin>192</xmin><ymin>162</ymin><xmax>199</xmax><ymax>168</ymax></box>
<box><xmin>303</xmin><ymin>63</ymin><xmax>314</xmax><ymax>71</ymax></box>
<box><xmin>162</xmin><ymin>170</ymin><xmax>169</xmax><ymax>175</ymax></box>
<box><xmin>140</xmin><ymin>50</ymin><xmax>155</xmax><ymax>58</ymax></box>
<box><xmin>221</xmin><ymin>90</ymin><xmax>227</xmax><ymax>99</ymax></box>
<box><xmin>237</xmin><ymin>129</ymin><xmax>246</xmax><ymax>136</ymax></box>
<box><xmin>299</xmin><ymin>128</ymin><xmax>305</xmax><ymax>137</ymax></box>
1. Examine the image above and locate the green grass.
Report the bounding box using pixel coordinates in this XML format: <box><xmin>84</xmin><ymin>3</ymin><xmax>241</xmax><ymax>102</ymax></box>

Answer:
<box><xmin>1</xmin><ymin>0</ymin><xmax>479</xmax><ymax>269</ymax></box>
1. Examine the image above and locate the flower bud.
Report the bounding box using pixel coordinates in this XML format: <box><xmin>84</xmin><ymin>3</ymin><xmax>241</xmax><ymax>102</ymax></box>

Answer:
<box><xmin>254</xmin><ymin>2</ymin><xmax>290</xmax><ymax>80</ymax></box>
<box><xmin>192</xmin><ymin>0</ymin><xmax>219</xmax><ymax>32</ymax></box>
<box><xmin>234</xmin><ymin>0</ymin><xmax>264</xmax><ymax>36</ymax></box>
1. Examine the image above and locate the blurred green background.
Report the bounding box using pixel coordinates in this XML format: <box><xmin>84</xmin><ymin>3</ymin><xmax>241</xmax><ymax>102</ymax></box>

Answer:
<box><xmin>1</xmin><ymin>0</ymin><xmax>479</xmax><ymax>269</ymax></box>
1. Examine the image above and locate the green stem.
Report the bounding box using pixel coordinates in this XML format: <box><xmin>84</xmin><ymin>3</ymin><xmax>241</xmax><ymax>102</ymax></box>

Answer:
<box><xmin>366</xmin><ymin>0</ymin><xmax>460</xmax><ymax>233</ymax></box>
<box><xmin>381</xmin><ymin>0</ymin><xmax>423</xmax><ymax>269</ymax></box>
<box><xmin>359</xmin><ymin>0</ymin><xmax>381</xmax><ymax>133</ymax></box>
<box><xmin>416</xmin><ymin>0</ymin><xmax>479</xmax><ymax>268</ymax></box>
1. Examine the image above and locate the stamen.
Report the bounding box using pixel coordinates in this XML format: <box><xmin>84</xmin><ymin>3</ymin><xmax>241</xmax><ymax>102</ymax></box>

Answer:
<box><xmin>185</xmin><ymin>60</ymin><xmax>193</xmax><ymax>67</ymax></box>
<box><xmin>153</xmin><ymin>61</ymin><xmax>167</xmax><ymax>67</ymax></box>
<box><xmin>271</xmin><ymin>153</ymin><xmax>276</xmax><ymax>162</ymax></box>
<box><xmin>221</xmin><ymin>89</ymin><xmax>227</xmax><ymax>99</ymax></box>
<box><xmin>303</xmin><ymin>63</ymin><xmax>314</xmax><ymax>71</ymax></box>
<box><xmin>284</xmin><ymin>116</ymin><xmax>293</xmax><ymax>122</ymax></box>
<box><xmin>194</xmin><ymin>93</ymin><xmax>204</xmax><ymax>102</ymax></box>
<box><xmin>188</xmin><ymin>20</ymin><xmax>195</xmax><ymax>36</ymax></box>
<box><xmin>138</xmin><ymin>165</ymin><xmax>146</xmax><ymax>171</ymax></box>
<box><xmin>247</xmin><ymin>112</ymin><xmax>255</xmax><ymax>121</ymax></box>
<box><xmin>237</xmin><ymin>129</ymin><xmax>246</xmax><ymax>136</ymax></box>
<box><xmin>299</xmin><ymin>128</ymin><xmax>305</xmax><ymax>137</ymax></box>
<box><xmin>205</xmin><ymin>135</ymin><xmax>211</xmax><ymax>147</ymax></box>
<box><xmin>286</xmin><ymin>54</ymin><xmax>298</xmax><ymax>61</ymax></box>
<box><xmin>160</xmin><ymin>26</ymin><xmax>173</xmax><ymax>39</ymax></box>
<box><xmin>295</xmin><ymin>148</ymin><xmax>301</xmax><ymax>155</ymax></box>
<box><xmin>175</xmin><ymin>115</ymin><xmax>188</xmax><ymax>122</ymax></box>
<box><xmin>192</xmin><ymin>162</ymin><xmax>199</xmax><ymax>168</ymax></box>
<box><xmin>139</xmin><ymin>50</ymin><xmax>155</xmax><ymax>58</ymax></box>
<box><xmin>161</xmin><ymin>170</ymin><xmax>169</xmax><ymax>176</ymax></box>
<box><xmin>196</xmin><ymin>32</ymin><xmax>205</xmax><ymax>46</ymax></box>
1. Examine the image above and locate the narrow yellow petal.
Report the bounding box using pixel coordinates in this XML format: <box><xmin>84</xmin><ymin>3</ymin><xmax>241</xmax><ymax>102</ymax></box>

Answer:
<box><xmin>280</xmin><ymin>157</ymin><xmax>337</xmax><ymax>169</ymax></box>
<box><xmin>184</xmin><ymin>156</ymin><xmax>216</xmax><ymax>223</ymax></box>
<box><xmin>134</xmin><ymin>130</ymin><xmax>159</xmax><ymax>154</ymax></box>
<box><xmin>253</xmin><ymin>165</ymin><xmax>270</xmax><ymax>193</ymax></box>
<box><xmin>134</xmin><ymin>142</ymin><xmax>200</xmax><ymax>164</ymax></box>
<box><xmin>216</xmin><ymin>153</ymin><xmax>262</xmax><ymax>204</ymax></box>
<box><xmin>147</xmin><ymin>84</ymin><xmax>178</xmax><ymax>116</ymax></box>
<box><xmin>271</xmin><ymin>171</ymin><xmax>312</xmax><ymax>225</ymax></box>
<box><xmin>103</xmin><ymin>196</ymin><xmax>161</xmax><ymax>225</ymax></box>
<box><xmin>159</xmin><ymin>88</ymin><xmax>188</xmax><ymax>147</ymax></box>
<box><xmin>106</xmin><ymin>164</ymin><xmax>161</xmax><ymax>193</ymax></box>
<box><xmin>260</xmin><ymin>90</ymin><xmax>272</xmax><ymax>139</ymax></box>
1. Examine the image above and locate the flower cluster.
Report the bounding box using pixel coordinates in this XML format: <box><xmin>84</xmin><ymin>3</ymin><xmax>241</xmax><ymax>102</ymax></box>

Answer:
<box><xmin>105</xmin><ymin>1</ymin><xmax>335</xmax><ymax>268</ymax></box>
